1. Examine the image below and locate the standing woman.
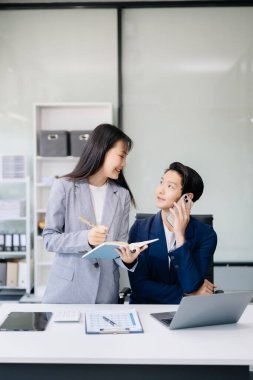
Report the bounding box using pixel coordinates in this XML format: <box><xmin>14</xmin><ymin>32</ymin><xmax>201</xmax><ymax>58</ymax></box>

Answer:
<box><xmin>42</xmin><ymin>124</ymin><xmax>143</xmax><ymax>304</ymax></box>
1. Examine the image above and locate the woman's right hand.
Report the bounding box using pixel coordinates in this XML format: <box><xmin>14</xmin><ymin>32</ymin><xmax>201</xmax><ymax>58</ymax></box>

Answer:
<box><xmin>88</xmin><ymin>225</ymin><xmax>108</xmax><ymax>246</ymax></box>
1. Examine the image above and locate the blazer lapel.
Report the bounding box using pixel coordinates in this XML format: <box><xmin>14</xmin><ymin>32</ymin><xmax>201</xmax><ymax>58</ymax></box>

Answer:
<box><xmin>75</xmin><ymin>180</ymin><xmax>120</xmax><ymax>235</ymax></box>
<box><xmin>100</xmin><ymin>181</ymin><xmax>119</xmax><ymax>231</ymax></box>
<box><xmin>148</xmin><ymin>213</ymin><xmax>172</xmax><ymax>280</ymax></box>
<box><xmin>184</xmin><ymin>217</ymin><xmax>195</xmax><ymax>248</ymax></box>
<box><xmin>75</xmin><ymin>180</ymin><xmax>97</xmax><ymax>227</ymax></box>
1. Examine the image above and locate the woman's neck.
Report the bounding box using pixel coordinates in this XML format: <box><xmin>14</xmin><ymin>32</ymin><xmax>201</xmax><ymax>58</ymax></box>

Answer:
<box><xmin>88</xmin><ymin>171</ymin><xmax>108</xmax><ymax>187</ymax></box>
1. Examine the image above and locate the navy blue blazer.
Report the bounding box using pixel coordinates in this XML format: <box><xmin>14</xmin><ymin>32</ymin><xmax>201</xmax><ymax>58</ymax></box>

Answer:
<box><xmin>128</xmin><ymin>212</ymin><xmax>217</xmax><ymax>304</ymax></box>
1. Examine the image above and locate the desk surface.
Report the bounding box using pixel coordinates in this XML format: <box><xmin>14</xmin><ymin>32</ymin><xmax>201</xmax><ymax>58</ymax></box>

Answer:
<box><xmin>0</xmin><ymin>303</ymin><xmax>253</xmax><ymax>366</ymax></box>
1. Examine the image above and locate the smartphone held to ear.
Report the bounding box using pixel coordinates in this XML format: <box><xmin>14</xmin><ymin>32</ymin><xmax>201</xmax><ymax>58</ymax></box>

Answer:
<box><xmin>166</xmin><ymin>194</ymin><xmax>193</xmax><ymax>227</ymax></box>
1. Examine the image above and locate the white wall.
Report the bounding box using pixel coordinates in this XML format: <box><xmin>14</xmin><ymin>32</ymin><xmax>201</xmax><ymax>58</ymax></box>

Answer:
<box><xmin>122</xmin><ymin>7</ymin><xmax>253</xmax><ymax>264</ymax></box>
<box><xmin>0</xmin><ymin>9</ymin><xmax>118</xmax><ymax>166</ymax></box>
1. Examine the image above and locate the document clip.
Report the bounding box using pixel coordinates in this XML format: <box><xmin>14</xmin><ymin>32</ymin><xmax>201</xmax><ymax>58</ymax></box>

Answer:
<box><xmin>99</xmin><ymin>327</ymin><xmax>130</xmax><ymax>334</ymax></box>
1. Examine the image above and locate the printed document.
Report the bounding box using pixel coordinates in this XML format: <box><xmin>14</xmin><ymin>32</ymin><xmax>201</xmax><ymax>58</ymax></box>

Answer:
<box><xmin>85</xmin><ymin>309</ymin><xmax>143</xmax><ymax>334</ymax></box>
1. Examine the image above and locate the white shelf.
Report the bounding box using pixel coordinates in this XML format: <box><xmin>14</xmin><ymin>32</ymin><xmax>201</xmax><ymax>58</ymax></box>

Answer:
<box><xmin>33</xmin><ymin>102</ymin><xmax>113</xmax><ymax>297</ymax></box>
<box><xmin>0</xmin><ymin>177</ymin><xmax>32</xmax><ymax>294</ymax></box>
<box><xmin>0</xmin><ymin>217</ymin><xmax>26</xmax><ymax>221</ymax></box>
<box><xmin>0</xmin><ymin>252</ymin><xmax>26</xmax><ymax>258</ymax></box>
<box><xmin>0</xmin><ymin>286</ymin><xmax>26</xmax><ymax>290</ymax></box>
<box><xmin>0</xmin><ymin>178</ymin><xmax>28</xmax><ymax>183</ymax></box>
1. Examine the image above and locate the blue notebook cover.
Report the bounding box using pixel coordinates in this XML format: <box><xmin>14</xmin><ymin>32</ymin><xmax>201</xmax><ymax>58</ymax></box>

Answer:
<box><xmin>82</xmin><ymin>239</ymin><xmax>159</xmax><ymax>260</ymax></box>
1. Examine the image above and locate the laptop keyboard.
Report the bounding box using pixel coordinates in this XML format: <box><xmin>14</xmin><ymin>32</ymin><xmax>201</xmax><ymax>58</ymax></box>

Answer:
<box><xmin>160</xmin><ymin>312</ymin><xmax>176</xmax><ymax>326</ymax></box>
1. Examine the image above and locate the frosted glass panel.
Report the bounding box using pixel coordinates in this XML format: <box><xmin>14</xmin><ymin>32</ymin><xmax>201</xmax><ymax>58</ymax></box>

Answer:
<box><xmin>0</xmin><ymin>9</ymin><xmax>118</xmax><ymax>158</ymax></box>
<box><xmin>122</xmin><ymin>7</ymin><xmax>253</xmax><ymax>262</ymax></box>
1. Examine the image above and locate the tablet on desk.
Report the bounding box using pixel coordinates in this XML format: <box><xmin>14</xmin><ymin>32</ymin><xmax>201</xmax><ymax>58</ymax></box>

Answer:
<box><xmin>0</xmin><ymin>312</ymin><xmax>52</xmax><ymax>331</ymax></box>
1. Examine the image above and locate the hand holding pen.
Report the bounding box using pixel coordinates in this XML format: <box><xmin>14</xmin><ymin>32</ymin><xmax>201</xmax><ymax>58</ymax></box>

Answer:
<box><xmin>79</xmin><ymin>216</ymin><xmax>108</xmax><ymax>246</ymax></box>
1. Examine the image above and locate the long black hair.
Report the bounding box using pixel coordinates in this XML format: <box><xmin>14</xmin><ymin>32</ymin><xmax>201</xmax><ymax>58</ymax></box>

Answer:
<box><xmin>65</xmin><ymin>124</ymin><xmax>136</xmax><ymax>206</ymax></box>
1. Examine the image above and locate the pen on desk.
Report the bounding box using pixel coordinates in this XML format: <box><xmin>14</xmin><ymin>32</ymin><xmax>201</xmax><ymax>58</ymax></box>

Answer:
<box><xmin>102</xmin><ymin>315</ymin><xmax>118</xmax><ymax>326</ymax></box>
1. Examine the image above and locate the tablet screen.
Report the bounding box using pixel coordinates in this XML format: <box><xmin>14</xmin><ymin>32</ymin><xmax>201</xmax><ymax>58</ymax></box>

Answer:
<box><xmin>0</xmin><ymin>312</ymin><xmax>52</xmax><ymax>331</ymax></box>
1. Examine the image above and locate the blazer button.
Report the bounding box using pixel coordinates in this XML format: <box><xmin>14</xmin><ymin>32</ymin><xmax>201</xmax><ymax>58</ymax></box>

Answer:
<box><xmin>94</xmin><ymin>262</ymin><xmax>99</xmax><ymax>268</ymax></box>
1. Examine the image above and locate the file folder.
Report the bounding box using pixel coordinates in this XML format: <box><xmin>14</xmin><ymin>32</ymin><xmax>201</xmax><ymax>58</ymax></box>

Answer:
<box><xmin>0</xmin><ymin>262</ymin><xmax>7</xmax><ymax>286</ymax></box>
<box><xmin>18</xmin><ymin>260</ymin><xmax>27</xmax><ymax>288</ymax></box>
<box><xmin>6</xmin><ymin>261</ymin><xmax>18</xmax><ymax>287</ymax></box>
<box><xmin>12</xmin><ymin>233</ymin><xmax>20</xmax><ymax>252</ymax></box>
<box><xmin>0</xmin><ymin>234</ymin><xmax>4</xmax><ymax>251</ymax></box>
<box><xmin>4</xmin><ymin>234</ymin><xmax>12</xmax><ymax>252</ymax></box>
<box><xmin>20</xmin><ymin>233</ymin><xmax>26</xmax><ymax>252</ymax></box>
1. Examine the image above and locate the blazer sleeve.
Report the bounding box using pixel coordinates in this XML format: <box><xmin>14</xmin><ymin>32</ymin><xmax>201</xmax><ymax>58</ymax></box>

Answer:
<box><xmin>116</xmin><ymin>190</ymin><xmax>131</xmax><ymax>242</ymax></box>
<box><xmin>128</xmin><ymin>220</ymin><xmax>183</xmax><ymax>304</ymax></box>
<box><xmin>114</xmin><ymin>191</ymin><xmax>136</xmax><ymax>271</ymax></box>
<box><xmin>42</xmin><ymin>180</ymin><xmax>91</xmax><ymax>254</ymax></box>
<box><xmin>172</xmin><ymin>225</ymin><xmax>217</xmax><ymax>293</ymax></box>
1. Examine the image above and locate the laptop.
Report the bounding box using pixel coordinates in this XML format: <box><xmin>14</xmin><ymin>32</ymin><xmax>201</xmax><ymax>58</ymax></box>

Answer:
<box><xmin>150</xmin><ymin>291</ymin><xmax>253</xmax><ymax>330</ymax></box>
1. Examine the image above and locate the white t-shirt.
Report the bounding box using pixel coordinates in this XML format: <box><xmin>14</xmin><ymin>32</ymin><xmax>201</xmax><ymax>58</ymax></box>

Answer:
<box><xmin>89</xmin><ymin>182</ymin><xmax>108</xmax><ymax>225</ymax></box>
<box><xmin>163</xmin><ymin>224</ymin><xmax>176</xmax><ymax>268</ymax></box>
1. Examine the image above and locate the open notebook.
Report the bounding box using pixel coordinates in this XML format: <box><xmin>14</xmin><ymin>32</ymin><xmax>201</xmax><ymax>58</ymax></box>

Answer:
<box><xmin>82</xmin><ymin>239</ymin><xmax>159</xmax><ymax>260</ymax></box>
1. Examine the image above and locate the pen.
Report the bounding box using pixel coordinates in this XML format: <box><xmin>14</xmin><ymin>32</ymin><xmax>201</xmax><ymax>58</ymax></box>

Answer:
<box><xmin>79</xmin><ymin>216</ymin><xmax>96</xmax><ymax>228</ymax></box>
<box><xmin>102</xmin><ymin>315</ymin><xmax>118</xmax><ymax>326</ymax></box>
<box><xmin>79</xmin><ymin>216</ymin><xmax>108</xmax><ymax>236</ymax></box>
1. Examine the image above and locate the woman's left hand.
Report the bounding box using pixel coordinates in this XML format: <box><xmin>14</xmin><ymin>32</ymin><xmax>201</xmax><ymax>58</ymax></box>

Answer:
<box><xmin>115</xmin><ymin>244</ymin><xmax>148</xmax><ymax>264</ymax></box>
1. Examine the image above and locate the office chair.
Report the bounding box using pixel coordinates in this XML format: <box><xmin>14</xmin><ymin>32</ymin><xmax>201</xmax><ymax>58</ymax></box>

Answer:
<box><xmin>118</xmin><ymin>213</ymin><xmax>216</xmax><ymax>303</ymax></box>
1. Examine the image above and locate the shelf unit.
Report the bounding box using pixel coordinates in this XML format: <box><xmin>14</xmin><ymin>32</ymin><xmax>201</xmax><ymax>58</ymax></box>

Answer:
<box><xmin>33</xmin><ymin>103</ymin><xmax>113</xmax><ymax>298</ymax></box>
<box><xmin>0</xmin><ymin>177</ymin><xmax>33</xmax><ymax>296</ymax></box>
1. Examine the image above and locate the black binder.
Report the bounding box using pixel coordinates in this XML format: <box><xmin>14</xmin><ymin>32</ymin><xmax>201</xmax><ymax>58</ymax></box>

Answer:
<box><xmin>0</xmin><ymin>233</ymin><xmax>4</xmax><ymax>251</ymax></box>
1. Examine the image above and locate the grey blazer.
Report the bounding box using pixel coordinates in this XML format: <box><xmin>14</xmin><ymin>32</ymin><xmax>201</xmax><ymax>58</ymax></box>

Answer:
<box><xmin>42</xmin><ymin>178</ymin><xmax>131</xmax><ymax>304</ymax></box>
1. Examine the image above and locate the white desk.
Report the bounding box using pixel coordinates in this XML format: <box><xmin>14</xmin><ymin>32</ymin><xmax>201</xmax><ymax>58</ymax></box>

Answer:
<box><xmin>0</xmin><ymin>303</ymin><xmax>252</xmax><ymax>380</ymax></box>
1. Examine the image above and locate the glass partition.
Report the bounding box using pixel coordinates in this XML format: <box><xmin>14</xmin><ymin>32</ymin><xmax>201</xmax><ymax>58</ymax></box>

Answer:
<box><xmin>122</xmin><ymin>7</ymin><xmax>253</xmax><ymax>262</ymax></box>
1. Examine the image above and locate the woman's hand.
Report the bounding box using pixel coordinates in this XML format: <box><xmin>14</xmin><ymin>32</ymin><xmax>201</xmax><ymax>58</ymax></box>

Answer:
<box><xmin>115</xmin><ymin>244</ymin><xmax>148</xmax><ymax>264</ymax></box>
<box><xmin>169</xmin><ymin>197</ymin><xmax>191</xmax><ymax>247</ymax></box>
<box><xmin>88</xmin><ymin>225</ymin><xmax>108</xmax><ymax>246</ymax></box>
<box><xmin>187</xmin><ymin>279</ymin><xmax>217</xmax><ymax>296</ymax></box>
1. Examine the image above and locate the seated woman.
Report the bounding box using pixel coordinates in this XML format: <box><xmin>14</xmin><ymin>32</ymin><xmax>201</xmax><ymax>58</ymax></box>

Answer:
<box><xmin>128</xmin><ymin>162</ymin><xmax>217</xmax><ymax>304</ymax></box>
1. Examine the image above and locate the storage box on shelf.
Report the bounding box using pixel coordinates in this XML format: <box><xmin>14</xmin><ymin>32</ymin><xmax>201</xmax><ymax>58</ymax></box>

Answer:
<box><xmin>33</xmin><ymin>103</ymin><xmax>113</xmax><ymax>299</ymax></box>
<box><xmin>0</xmin><ymin>177</ymin><xmax>33</xmax><ymax>300</ymax></box>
